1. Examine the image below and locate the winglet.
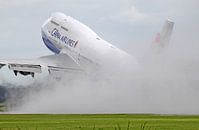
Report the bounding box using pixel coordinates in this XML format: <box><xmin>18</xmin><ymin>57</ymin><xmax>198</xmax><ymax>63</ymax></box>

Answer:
<box><xmin>151</xmin><ymin>19</ymin><xmax>174</xmax><ymax>52</ymax></box>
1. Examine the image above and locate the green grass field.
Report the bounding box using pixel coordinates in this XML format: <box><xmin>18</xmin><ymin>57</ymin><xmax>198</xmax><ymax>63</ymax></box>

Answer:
<box><xmin>0</xmin><ymin>114</ymin><xmax>199</xmax><ymax>130</ymax></box>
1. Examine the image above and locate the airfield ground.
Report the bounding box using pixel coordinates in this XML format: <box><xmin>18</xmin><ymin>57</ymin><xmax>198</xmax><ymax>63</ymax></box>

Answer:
<box><xmin>0</xmin><ymin>114</ymin><xmax>199</xmax><ymax>129</ymax></box>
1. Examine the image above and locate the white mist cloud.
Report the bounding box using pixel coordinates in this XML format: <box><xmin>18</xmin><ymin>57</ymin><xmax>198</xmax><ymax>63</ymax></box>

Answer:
<box><xmin>8</xmin><ymin>46</ymin><xmax>199</xmax><ymax>114</ymax></box>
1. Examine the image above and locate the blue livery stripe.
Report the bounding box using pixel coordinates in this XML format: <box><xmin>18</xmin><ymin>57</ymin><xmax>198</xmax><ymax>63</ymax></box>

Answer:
<box><xmin>42</xmin><ymin>31</ymin><xmax>60</xmax><ymax>54</ymax></box>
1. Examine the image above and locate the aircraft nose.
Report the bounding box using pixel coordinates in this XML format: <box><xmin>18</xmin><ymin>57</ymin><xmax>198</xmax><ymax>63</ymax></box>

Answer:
<box><xmin>51</xmin><ymin>12</ymin><xmax>67</xmax><ymax>19</ymax></box>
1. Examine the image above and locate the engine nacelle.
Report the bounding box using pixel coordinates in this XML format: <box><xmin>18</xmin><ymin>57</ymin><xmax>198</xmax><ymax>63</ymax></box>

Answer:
<box><xmin>13</xmin><ymin>70</ymin><xmax>34</xmax><ymax>78</ymax></box>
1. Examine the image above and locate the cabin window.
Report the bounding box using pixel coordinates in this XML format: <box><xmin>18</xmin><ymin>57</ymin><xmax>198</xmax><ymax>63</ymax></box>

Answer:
<box><xmin>61</xmin><ymin>26</ymin><xmax>69</xmax><ymax>31</ymax></box>
<box><xmin>96</xmin><ymin>37</ymin><xmax>100</xmax><ymax>40</ymax></box>
<box><xmin>50</xmin><ymin>20</ymin><xmax>59</xmax><ymax>26</ymax></box>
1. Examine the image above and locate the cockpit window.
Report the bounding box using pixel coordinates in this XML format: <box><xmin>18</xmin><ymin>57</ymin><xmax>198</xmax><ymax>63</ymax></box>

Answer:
<box><xmin>51</xmin><ymin>20</ymin><xmax>59</xmax><ymax>26</ymax></box>
<box><xmin>61</xmin><ymin>26</ymin><xmax>68</xmax><ymax>31</ymax></box>
<box><xmin>96</xmin><ymin>37</ymin><xmax>100</xmax><ymax>40</ymax></box>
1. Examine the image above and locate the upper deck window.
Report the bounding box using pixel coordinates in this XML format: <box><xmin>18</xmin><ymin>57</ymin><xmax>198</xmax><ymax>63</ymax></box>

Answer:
<box><xmin>61</xmin><ymin>26</ymin><xmax>68</xmax><ymax>31</ymax></box>
<box><xmin>51</xmin><ymin>20</ymin><xmax>59</xmax><ymax>26</ymax></box>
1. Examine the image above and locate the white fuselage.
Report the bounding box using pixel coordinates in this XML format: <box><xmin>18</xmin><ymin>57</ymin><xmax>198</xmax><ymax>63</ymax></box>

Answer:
<box><xmin>41</xmin><ymin>12</ymin><xmax>136</xmax><ymax>71</ymax></box>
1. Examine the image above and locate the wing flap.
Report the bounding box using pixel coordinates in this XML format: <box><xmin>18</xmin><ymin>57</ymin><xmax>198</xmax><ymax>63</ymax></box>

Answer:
<box><xmin>48</xmin><ymin>66</ymin><xmax>82</xmax><ymax>74</ymax></box>
<box><xmin>8</xmin><ymin>64</ymin><xmax>42</xmax><ymax>73</ymax></box>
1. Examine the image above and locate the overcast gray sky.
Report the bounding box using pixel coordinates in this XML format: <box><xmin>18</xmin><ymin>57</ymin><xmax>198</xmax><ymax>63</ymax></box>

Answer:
<box><xmin>0</xmin><ymin>0</ymin><xmax>198</xmax><ymax>58</ymax></box>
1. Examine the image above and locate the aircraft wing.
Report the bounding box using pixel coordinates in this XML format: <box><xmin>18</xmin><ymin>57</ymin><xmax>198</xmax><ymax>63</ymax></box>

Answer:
<box><xmin>0</xmin><ymin>54</ymin><xmax>82</xmax><ymax>78</ymax></box>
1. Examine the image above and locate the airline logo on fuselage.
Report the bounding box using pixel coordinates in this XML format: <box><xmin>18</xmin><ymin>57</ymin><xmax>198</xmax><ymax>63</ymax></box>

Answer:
<box><xmin>51</xmin><ymin>28</ymin><xmax>78</xmax><ymax>48</ymax></box>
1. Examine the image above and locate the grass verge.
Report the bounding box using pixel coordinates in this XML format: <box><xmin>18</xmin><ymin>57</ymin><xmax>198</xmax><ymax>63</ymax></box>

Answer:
<box><xmin>0</xmin><ymin>114</ymin><xmax>199</xmax><ymax>129</ymax></box>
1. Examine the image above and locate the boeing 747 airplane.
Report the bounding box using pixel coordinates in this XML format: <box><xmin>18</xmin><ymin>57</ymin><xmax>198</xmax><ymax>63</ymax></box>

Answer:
<box><xmin>0</xmin><ymin>12</ymin><xmax>174</xmax><ymax>78</ymax></box>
